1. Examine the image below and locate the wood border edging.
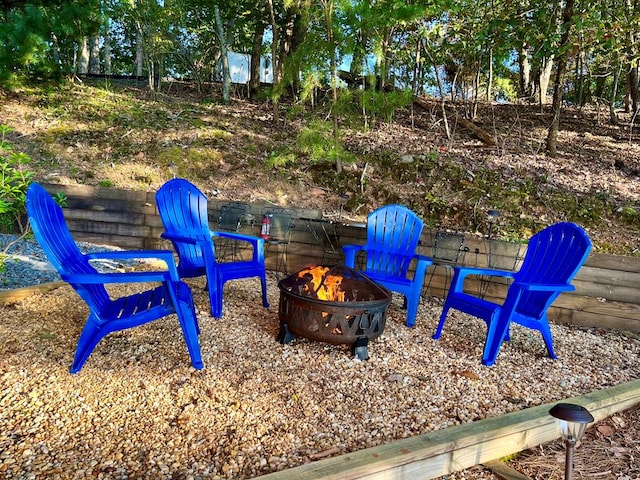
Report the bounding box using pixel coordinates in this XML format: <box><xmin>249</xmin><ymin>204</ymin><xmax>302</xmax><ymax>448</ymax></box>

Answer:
<box><xmin>256</xmin><ymin>380</ymin><xmax>640</xmax><ymax>480</ymax></box>
<box><xmin>0</xmin><ymin>281</ymin><xmax>66</xmax><ymax>305</ymax></box>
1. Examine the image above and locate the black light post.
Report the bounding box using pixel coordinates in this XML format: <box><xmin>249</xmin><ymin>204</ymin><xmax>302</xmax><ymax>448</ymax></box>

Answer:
<box><xmin>549</xmin><ymin>403</ymin><xmax>594</xmax><ymax>480</ymax></box>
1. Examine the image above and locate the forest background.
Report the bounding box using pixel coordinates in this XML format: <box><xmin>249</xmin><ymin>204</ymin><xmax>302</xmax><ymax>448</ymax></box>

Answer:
<box><xmin>1</xmin><ymin>0</ymin><xmax>639</xmax><ymax>257</ymax></box>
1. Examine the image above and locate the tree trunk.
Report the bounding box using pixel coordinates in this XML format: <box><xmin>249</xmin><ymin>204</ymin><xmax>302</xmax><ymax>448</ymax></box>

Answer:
<box><xmin>135</xmin><ymin>25</ymin><xmax>144</xmax><ymax>78</ymax></box>
<box><xmin>610</xmin><ymin>63</ymin><xmax>621</xmax><ymax>125</ymax></box>
<box><xmin>103</xmin><ymin>21</ymin><xmax>112</xmax><ymax>75</ymax></box>
<box><xmin>411</xmin><ymin>37</ymin><xmax>421</xmax><ymax>96</ymax></box>
<box><xmin>628</xmin><ymin>66</ymin><xmax>639</xmax><ymax>114</ymax></box>
<box><xmin>486</xmin><ymin>48</ymin><xmax>493</xmax><ymax>102</ymax></box>
<box><xmin>250</xmin><ymin>23</ymin><xmax>265</xmax><ymax>97</ymax></box>
<box><xmin>89</xmin><ymin>36</ymin><xmax>101</xmax><ymax>74</ymax></box>
<box><xmin>519</xmin><ymin>46</ymin><xmax>531</xmax><ymax>99</ymax></box>
<box><xmin>539</xmin><ymin>57</ymin><xmax>553</xmax><ymax>105</ymax></box>
<box><xmin>78</xmin><ymin>37</ymin><xmax>89</xmax><ymax>74</ymax></box>
<box><xmin>266</xmin><ymin>0</ymin><xmax>280</xmax><ymax>122</ymax></box>
<box><xmin>546</xmin><ymin>0</ymin><xmax>575</xmax><ymax>157</ymax></box>
<box><xmin>323</xmin><ymin>0</ymin><xmax>341</xmax><ymax>172</ymax></box>
<box><xmin>214</xmin><ymin>4</ymin><xmax>231</xmax><ymax>105</ymax></box>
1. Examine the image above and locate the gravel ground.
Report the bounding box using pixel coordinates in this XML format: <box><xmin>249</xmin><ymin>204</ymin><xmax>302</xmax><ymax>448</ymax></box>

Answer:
<box><xmin>0</xmin><ymin>234</ymin><xmax>143</xmax><ymax>290</ymax></box>
<box><xmin>1</xmin><ymin>252</ymin><xmax>639</xmax><ymax>479</ymax></box>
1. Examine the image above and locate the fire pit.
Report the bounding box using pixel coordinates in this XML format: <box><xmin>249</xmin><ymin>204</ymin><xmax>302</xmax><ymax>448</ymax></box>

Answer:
<box><xmin>277</xmin><ymin>265</ymin><xmax>392</xmax><ymax>359</ymax></box>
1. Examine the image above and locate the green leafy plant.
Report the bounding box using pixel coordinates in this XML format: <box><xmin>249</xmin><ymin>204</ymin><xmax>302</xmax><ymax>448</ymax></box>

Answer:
<box><xmin>297</xmin><ymin>120</ymin><xmax>355</xmax><ymax>167</ymax></box>
<box><xmin>1</xmin><ymin>126</ymin><xmax>34</xmax><ymax>235</ymax></box>
<box><xmin>1</xmin><ymin>125</ymin><xmax>70</xmax><ymax>226</ymax></box>
<box><xmin>1</xmin><ymin>124</ymin><xmax>69</xmax><ymax>278</ymax></box>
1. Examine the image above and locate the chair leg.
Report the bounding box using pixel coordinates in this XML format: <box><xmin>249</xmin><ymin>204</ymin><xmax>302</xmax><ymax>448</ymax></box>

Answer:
<box><xmin>405</xmin><ymin>294</ymin><xmax>419</xmax><ymax>328</ymax></box>
<box><xmin>71</xmin><ymin>314</ymin><xmax>109</xmax><ymax>373</ymax></box>
<box><xmin>175</xmin><ymin>298</ymin><xmax>204</xmax><ymax>370</ymax></box>
<box><xmin>538</xmin><ymin>319</ymin><xmax>557</xmax><ymax>360</ymax></box>
<box><xmin>432</xmin><ymin>304</ymin><xmax>451</xmax><ymax>339</ymax></box>
<box><xmin>260</xmin><ymin>273</ymin><xmax>270</xmax><ymax>309</ymax></box>
<box><xmin>204</xmin><ymin>270</ymin><xmax>222</xmax><ymax>318</ymax></box>
<box><xmin>482</xmin><ymin>311</ymin><xmax>509</xmax><ymax>366</ymax></box>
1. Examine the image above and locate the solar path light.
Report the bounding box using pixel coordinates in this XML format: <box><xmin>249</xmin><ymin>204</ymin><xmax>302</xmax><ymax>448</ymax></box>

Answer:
<box><xmin>549</xmin><ymin>402</ymin><xmax>594</xmax><ymax>480</ymax></box>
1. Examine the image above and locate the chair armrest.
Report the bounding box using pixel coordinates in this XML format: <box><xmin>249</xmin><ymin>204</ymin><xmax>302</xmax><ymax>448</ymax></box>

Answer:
<box><xmin>454</xmin><ymin>266</ymin><xmax>516</xmax><ymax>281</ymax></box>
<box><xmin>413</xmin><ymin>254</ymin><xmax>433</xmax><ymax>279</ymax></box>
<box><xmin>518</xmin><ymin>282</ymin><xmax>576</xmax><ymax>293</ymax></box>
<box><xmin>449</xmin><ymin>266</ymin><xmax>516</xmax><ymax>293</ymax></box>
<box><xmin>214</xmin><ymin>230</ymin><xmax>264</xmax><ymax>247</ymax></box>
<box><xmin>414</xmin><ymin>254</ymin><xmax>433</xmax><ymax>265</ymax></box>
<box><xmin>84</xmin><ymin>250</ymin><xmax>181</xmax><ymax>281</ymax></box>
<box><xmin>161</xmin><ymin>232</ymin><xmax>203</xmax><ymax>245</ymax></box>
<box><xmin>62</xmin><ymin>270</ymin><xmax>175</xmax><ymax>284</ymax></box>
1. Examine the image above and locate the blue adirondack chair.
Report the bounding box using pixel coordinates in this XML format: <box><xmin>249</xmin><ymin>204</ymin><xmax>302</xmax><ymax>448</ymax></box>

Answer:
<box><xmin>433</xmin><ymin>222</ymin><xmax>592</xmax><ymax>366</ymax></box>
<box><xmin>155</xmin><ymin>178</ymin><xmax>269</xmax><ymax>318</ymax></box>
<box><xmin>342</xmin><ymin>204</ymin><xmax>433</xmax><ymax>327</ymax></box>
<box><xmin>26</xmin><ymin>182</ymin><xmax>203</xmax><ymax>373</ymax></box>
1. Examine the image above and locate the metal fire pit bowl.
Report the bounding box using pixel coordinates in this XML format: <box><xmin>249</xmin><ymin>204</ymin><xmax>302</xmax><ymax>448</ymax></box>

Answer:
<box><xmin>277</xmin><ymin>265</ymin><xmax>392</xmax><ymax>360</ymax></box>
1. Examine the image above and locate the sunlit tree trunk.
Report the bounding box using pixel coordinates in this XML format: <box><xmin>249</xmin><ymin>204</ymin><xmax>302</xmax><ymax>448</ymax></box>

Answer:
<box><xmin>266</xmin><ymin>0</ymin><xmax>280</xmax><ymax>121</ymax></box>
<box><xmin>135</xmin><ymin>25</ymin><xmax>143</xmax><ymax>78</ymax></box>
<box><xmin>103</xmin><ymin>21</ymin><xmax>112</xmax><ymax>75</ymax></box>
<box><xmin>539</xmin><ymin>58</ymin><xmax>553</xmax><ymax>105</ymax></box>
<box><xmin>89</xmin><ymin>36</ymin><xmax>101</xmax><ymax>74</ymax></box>
<box><xmin>78</xmin><ymin>37</ymin><xmax>89</xmax><ymax>74</ymax></box>
<box><xmin>214</xmin><ymin>4</ymin><xmax>231</xmax><ymax>104</ymax></box>
<box><xmin>519</xmin><ymin>46</ymin><xmax>532</xmax><ymax>99</ymax></box>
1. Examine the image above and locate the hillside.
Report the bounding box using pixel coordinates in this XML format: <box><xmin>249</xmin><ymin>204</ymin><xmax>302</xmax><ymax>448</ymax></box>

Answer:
<box><xmin>1</xmin><ymin>80</ymin><xmax>639</xmax><ymax>255</ymax></box>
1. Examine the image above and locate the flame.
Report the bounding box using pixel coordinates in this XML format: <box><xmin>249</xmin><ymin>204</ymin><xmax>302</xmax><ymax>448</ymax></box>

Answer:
<box><xmin>296</xmin><ymin>266</ymin><xmax>346</xmax><ymax>302</ymax></box>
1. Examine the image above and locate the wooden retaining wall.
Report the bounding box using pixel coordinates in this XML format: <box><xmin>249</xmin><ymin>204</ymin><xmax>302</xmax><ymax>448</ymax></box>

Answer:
<box><xmin>39</xmin><ymin>183</ymin><xmax>640</xmax><ymax>333</ymax></box>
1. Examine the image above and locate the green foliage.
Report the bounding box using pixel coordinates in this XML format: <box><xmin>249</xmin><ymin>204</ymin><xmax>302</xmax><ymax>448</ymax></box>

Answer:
<box><xmin>493</xmin><ymin>77</ymin><xmax>517</xmax><ymax>102</ymax></box>
<box><xmin>0</xmin><ymin>126</ymin><xmax>34</xmax><ymax>235</ymax></box>
<box><xmin>265</xmin><ymin>150</ymin><xmax>297</xmax><ymax>168</ymax></box>
<box><xmin>297</xmin><ymin>120</ymin><xmax>355</xmax><ymax>166</ymax></box>
<box><xmin>97</xmin><ymin>180</ymin><xmax>115</xmax><ymax>188</ymax></box>
<box><xmin>0</xmin><ymin>2</ymin><xmax>102</xmax><ymax>86</ymax></box>
<box><xmin>0</xmin><ymin>124</ymin><xmax>69</xmax><ymax>234</ymax></box>
<box><xmin>618</xmin><ymin>205</ymin><xmax>640</xmax><ymax>225</ymax></box>
<box><xmin>361</xmin><ymin>88</ymin><xmax>413</xmax><ymax>123</ymax></box>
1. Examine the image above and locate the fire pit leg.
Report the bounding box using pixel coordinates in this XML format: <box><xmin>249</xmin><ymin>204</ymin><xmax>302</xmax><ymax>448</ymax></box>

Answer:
<box><xmin>277</xmin><ymin>321</ymin><xmax>296</xmax><ymax>344</ymax></box>
<box><xmin>352</xmin><ymin>336</ymin><xmax>369</xmax><ymax>361</ymax></box>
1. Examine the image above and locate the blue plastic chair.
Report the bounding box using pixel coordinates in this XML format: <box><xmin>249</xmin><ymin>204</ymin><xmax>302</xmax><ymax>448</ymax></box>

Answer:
<box><xmin>155</xmin><ymin>178</ymin><xmax>269</xmax><ymax>318</ymax></box>
<box><xmin>26</xmin><ymin>182</ymin><xmax>203</xmax><ymax>373</ymax></box>
<box><xmin>342</xmin><ymin>204</ymin><xmax>433</xmax><ymax>327</ymax></box>
<box><xmin>433</xmin><ymin>222</ymin><xmax>592</xmax><ymax>366</ymax></box>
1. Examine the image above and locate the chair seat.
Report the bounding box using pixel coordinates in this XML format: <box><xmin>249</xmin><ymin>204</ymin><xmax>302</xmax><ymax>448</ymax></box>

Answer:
<box><xmin>363</xmin><ymin>271</ymin><xmax>412</xmax><ymax>288</ymax></box>
<box><xmin>441</xmin><ymin>292</ymin><xmax>498</xmax><ymax>320</ymax></box>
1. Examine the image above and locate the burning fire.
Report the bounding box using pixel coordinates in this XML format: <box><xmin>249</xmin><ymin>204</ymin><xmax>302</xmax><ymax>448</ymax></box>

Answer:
<box><xmin>296</xmin><ymin>266</ymin><xmax>346</xmax><ymax>302</ymax></box>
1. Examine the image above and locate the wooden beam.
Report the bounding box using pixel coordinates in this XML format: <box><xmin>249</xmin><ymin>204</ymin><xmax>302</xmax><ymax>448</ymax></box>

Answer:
<box><xmin>0</xmin><ymin>281</ymin><xmax>66</xmax><ymax>305</ymax></box>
